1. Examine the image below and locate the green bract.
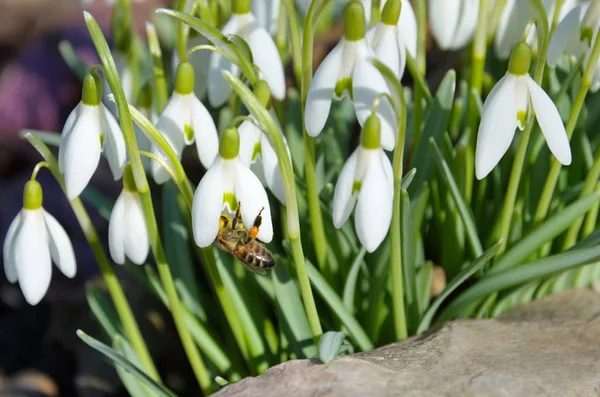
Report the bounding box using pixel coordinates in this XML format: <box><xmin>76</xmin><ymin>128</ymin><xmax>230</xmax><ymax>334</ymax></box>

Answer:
<box><xmin>174</xmin><ymin>62</ymin><xmax>195</xmax><ymax>95</ymax></box>
<box><xmin>219</xmin><ymin>127</ymin><xmax>241</xmax><ymax>159</ymax></box>
<box><xmin>232</xmin><ymin>0</ymin><xmax>251</xmax><ymax>14</ymax></box>
<box><xmin>122</xmin><ymin>163</ymin><xmax>137</xmax><ymax>193</ymax></box>
<box><xmin>381</xmin><ymin>0</ymin><xmax>401</xmax><ymax>26</ymax></box>
<box><xmin>344</xmin><ymin>0</ymin><xmax>366</xmax><ymax>41</ymax></box>
<box><xmin>82</xmin><ymin>73</ymin><xmax>101</xmax><ymax>106</ymax></box>
<box><xmin>23</xmin><ymin>180</ymin><xmax>43</xmax><ymax>210</ymax></box>
<box><xmin>507</xmin><ymin>42</ymin><xmax>531</xmax><ymax>76</ymax></box>
<box><xmin>361</xmin><ymin>114</ymin><xmax>382</xmax><ymax>149</ymax></box>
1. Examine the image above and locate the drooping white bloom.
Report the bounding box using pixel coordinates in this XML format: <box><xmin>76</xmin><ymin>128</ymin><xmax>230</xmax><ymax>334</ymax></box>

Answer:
<box><xmin>367</xmin><ymin>0</ymin><xmax>408</xmax><ymax>79</ymax></box>
<box><xmin>494</xmin><ymin>0</ymin><xmax>580</xmax><ymax>59</ymax></box>
<box><xmin>547</xmin><ymin>0</ymin><xmax>600</xmax><ymax>91</ymax></box>
<box><xmin>332</xmin><ymin>115</ymin><xmax>393</xmax><ymax>253</ymax></box>
<box><xmin>252</xmin><ymin>0</ymin><xmax>279</xmax><ymax>35</ymax></box>
<box><xmin>360</xmin><ymin>0</ymin><xmax>417</xmax><ymax>57</ymax></box>
<box><xmin>59</xmin><ymin>73</ymin><xmax>127</xmax><ymax>200</ymax></box>
<box><xmin>207</xmin><ymin>0</ymin><xmax>285</xmax><ymax>107</ymax></box>
<box><xmin>429</xmin><ymin>0</ymin><xmax>479</xmax><ymax>50</ymax></box>
<box><xmin>152</xmin><ymin>61</ymin><xmax>218</xmax><ymax>184</ymax></box>
<box><xmin>476</xmin><ymin>42</ymin><xmax>571</xmax><ymax>180</ymax></box>
<box><xmin>238</xmin><ymin>115</ymin><xmax>291</xmax><ymax>204</ymax></box>
<box><xmin>305</xmin><ymin>0</ymin><xmax>396</xmax><ymax>150</ymax></box>
<box><xmin>109</xmin><ymin>165</ymin><xmax>150</xmax><ymax>265</ymax></box>
<box><xmin>3</xmin><ymin>181</ymin><xmax>76</xmax><ymax>305</ymax></box>
<box><xmin>192</xmin><ymin>127</ymin><xmax>273</xmax><ymax>247</ymax></box>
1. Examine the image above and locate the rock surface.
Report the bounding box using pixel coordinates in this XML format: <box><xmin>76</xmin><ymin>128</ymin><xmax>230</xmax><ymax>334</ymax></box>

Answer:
<box><xmin>215</xmin><ymin>289</ymin><xmax>600</xmax><ymax>397</ymax></box>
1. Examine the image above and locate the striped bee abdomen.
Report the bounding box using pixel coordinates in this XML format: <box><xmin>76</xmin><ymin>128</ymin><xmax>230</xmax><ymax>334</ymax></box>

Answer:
<box><xmin>235</xmin><ymin>240</ymin><xmax>275</xmax><ymax>269</ymax></box>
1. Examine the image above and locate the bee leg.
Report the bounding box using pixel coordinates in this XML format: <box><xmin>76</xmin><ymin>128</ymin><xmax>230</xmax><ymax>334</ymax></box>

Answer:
<box><xmin>247</xmin><ymin>207</ymin><xmax>264</xmax><ymax>242</ymax></box>
<box><xmin>232</xmin><ymin>201</ymin><xmax>242</xmax><ymax>229</ymax></box>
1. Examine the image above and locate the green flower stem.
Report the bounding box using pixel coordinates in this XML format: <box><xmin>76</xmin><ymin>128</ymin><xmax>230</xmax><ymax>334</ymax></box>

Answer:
<box><xmin>22</xmin><ymin>132</ymin><xmax>161</xmax><ymax>382</ymax></box>
<box><xmin>84</xmin><ymin>13</ymin><xmax>211</xmax><ymax>393</ymax></box>
<box><xmin>549</xmin><ymin>0</ymin><xmax>565</xmax><ymax>34</ymax></box>
<box><xmin>390</xmin><ymin>82</ymin><xmax>408</xmax><ymax>341</ymax></box>
<box><xmin>468</xmin><ymin>0</ymin><xmax>488</xmax><ymax>125</ymax></box>
<box><xmin>494</xmin><ymin>0</ymin><xmax>549</xmax><ymax>257</ymax></box>
<box><xmin>533</xmin><ymin>27</ymin><xmax>600</xmax><ymax>247</ymax></box>
<box><xmin>176</xmin><ymin>0</ymin><xmax>189</xmax><ymax>62</ymax></box>
<box><xmin>224</xmin><ymin>71</ymin><xmax>323</xmax><ymax>337</ymax></box>
<box><xmin>413</xmin><ymin>0</ymin><xmax>427</xmax><ymax>145</ymax></box>
<box><xmin>146</xmin><ymin>22</ymin><xmax>169</xmax><ymax>111</ymax></box>
<box><xmin>300</xmin><ymin>0</ymin><xmax>332</xmax><ymax>273</ymax></box>
<box><xmin>284</xmin><ymin>0</ymin><xmax>302</xmax><ymax>82</ymax></box>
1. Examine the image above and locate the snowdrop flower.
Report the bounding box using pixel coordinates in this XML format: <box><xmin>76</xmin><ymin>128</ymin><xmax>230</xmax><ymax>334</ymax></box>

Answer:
<box><xmin>429</xmin><ymin>0</ymin><xmax>479</xmax><ymax>50</ymax></box>
<box><xmin>3</xmin><ymin>180</ymin><xmax>76</xmax><ymax>305</ymax></box>
<box><xmin>152</xmin><ymin>61</ymin><xmax>218</xmax><ymax>184</ymax></box>
<box><xmin>109</xmin><ymin>164</ymin><xmax>150</xmax><ymax>265</ymax></box>
<box><xmin>332</xmin><ymin>114</ymin><xmax>393</xmax><ymax>253</ymax></box>
<box><xmin>476</xmin><ymin>42</ymin><xmax>571</xmax><ymax>180</ymax></box>
<box><xmin>253</xmin><ymin>0</ymin><xmax>279</xmax><ymax>35</ymax></box>
<box><xmin>305</xmin><ymin>0</ymin><xmax>396</xmax><ymax>150</ymax></box>
<box><xmin>360</xmin><ymin>0</ymin><xmax>417</xmax><ymax>57</ymax></box>
<box><xmin>494</xmin><ymin>0</ymin><xmax>579</xmax><ymax>59</ymax></box>
<box><xmin>192</xmin><ymin>127</ymin><xmax>273</xmax><ymax>247</ymax></box>
<box><xmin>172</xmin><ymin>33</ymin><xmax>212</xmax><ymax>99</ymax></box>
<box><xmin>547</xmin><ymin>0</ymin><xmax>600</xmax><ymax>90</ymax></box>
<box><xmin>59</xmin><ymin>72</ymin><xmax>127</xmax><ymax>200</ymax></box>
<box><xmin>207</xmin><ymin>0</ymin><xmax>285</xmax><ymax>107</ymax></box>
<box><xmin>367</xmin><ymin>0</ymin><xmax>408</xmax><ymax>79</ymax></box>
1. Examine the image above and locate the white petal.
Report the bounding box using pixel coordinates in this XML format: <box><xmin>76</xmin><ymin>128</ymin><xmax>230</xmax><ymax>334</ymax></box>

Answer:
<box><xmin>475</xmin><ymin>74</ymin><xmax>518</xmax><ymax>179</ymax></box>
<box><xmin>370</xmin><ymin>24</ymin><xmax>404</xmax><ymax>80</ymax></box>
<box><xmin>238</xmin><ymin>120</ymin><xmax>263</xmax><ymax>165</ymax></box>
<box><xmin>153</xmin><ymin>94</ymin><xmax>188</xmax><ymax>184</ymax></box>
<box><xmin>59</xmin><ymin>103</ymin><xmax>81</xmax><ymax>172</ymax></box>
<box><xmin>252</xmin><ymin>0</ymin><xmax>279</xmax><ymax>35</ymax></box>
<box><xmin>192</xmin><ymin>159</ymin><xmax>225</xmax><ymax>247</ymax></box>
<box><xmin>207</xmin><ymin>18</ymin><xmax>240</xmax><ymax>107</ymax></box>
<box><xmin>355</xmin><ymin>150</ymin><xmax>393</xmax><ymax>252</ymax></box>
<box><xmin>191</xmin><ymin>96</ymin><xmax>219</xmax><ymax>169</ymax></box>
<box><xmin>333</xmin><ymin>149</ymin><xmax>359</xmax><ymax>228</ymax></box>
<box><xmin>305</xmin><ymin>41</ymin><xmax>344</xmax><ymax>137</ymax></box>
<box><xmin>547</xmin><ymin>2</ymin><xmax>587</xmax><ymax>67</ymax></box>
<box><xmin>248</xmin><ymin>26</ymin><xmax>286</xmax><ymax>100</ymax></box>
<box><xmin>187</xmin><ymin>35</ymin><xmax>211</xmax><ymax>99</ymax></box>
<box><xmin>109</xmin><ymin>191</ymin><xmax>127</xmax><ymax>265</ymax></box>
<box><xmin>14</xmin><ymin>210</ymin><xmax>51</xmax><ymax>305</ymax></box>
<box><xmin>396</xmin><ymin>0</ymin><xmax>418</xmax><ymax>57</ymax></box>
<box><xmin>102</xmin><ymin>106</ymin><xmax>127</xmax><ymax>180</ymax></box>
<box><xmin>3</xmin><ymin>211</ymin><xmax>21</xmax><ymax>283</ymax></box>
<box><xmin>123</xmin><ymin>192</ymin><xmax>150</xmax><ymax>265</ymax></box>
<box><xmin>361</xmin><ymin>0</ymin><xmax>372</xmax><ymax>23</ymax></box>
<box><xmin>451</xmin><ymin>0</ymin><xmax>479</xmax><ymax>50</ymax></box>
<box><xmin>235</xmin><ymin>162</ymin><xmax>273</xmax><ymax>243</ymax></box>
<box><xmin>43</xmin><ymin>211</ymin><xmax>76</xmax><ymax>278</ymax></box>
<box><xmin>526</xmin><ymin>76</ymin><xmax>572</xmax><ymax>165</ymax></box>
<box><xmin>494</xmin><ymin>0</ymin><xmax>531</xmax><ymax>59</ymax></box>
<box><xmin>353</xmin><ymin>59</ymin><xmax>397</xmax><ymax>151</ymax></box>
<box><xmin>429</xmin><ymin>0</ymin><xmax>462</xmax><ymax>50</ymax></box>
<box><xmin>261</xmin><ymin>132</ymin><xmax>288</xmax><ymax>204</ymax></box>
<box><xmin>59</xmin><ymin>104</ymin><xmax>102</xmax><ymax>200</ymax></box>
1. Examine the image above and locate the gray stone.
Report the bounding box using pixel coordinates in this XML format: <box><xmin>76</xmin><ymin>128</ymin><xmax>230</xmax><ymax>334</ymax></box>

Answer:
<box><xmin>214</xmin><ymin>289</ymin><xmax>600</xmax><ymax>397</ymax></box>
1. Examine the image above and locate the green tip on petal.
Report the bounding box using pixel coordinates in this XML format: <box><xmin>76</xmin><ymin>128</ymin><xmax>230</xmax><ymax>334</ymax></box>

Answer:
<box><xmin>82</xmin><ymin>73</ymin><xmax>102</xmax><ymax>106</ymax></box>
<box><xmin>381</xmin><ymin>0</ymin><xmax>401</xmax><ymax>25</ymax></box>
<box><xmin>344</xmin><ymin>1</ymin><xmax>366</xmax><ymax>41</ymax></box>
<box><xmin>219</xmin><ymin>127</ymin><xmax>240</xmax><ymax>159</ymax></box>
<box><xmin>254</xmin><ymin>80</ymin><xmax>272</xmax><ymax>109</ymax></box>
<box><xmin>23</xmin><ymin>180</ymin><xmax>43</xmax><ymax>210</ymax></box>
<box><xmin>233</xmin><ymin>0</ymin><xmax>251</xmax><ymax>14</ymax></box>
<box><xmin>175</xmin><ymin>61</ymin><xmax>195</xmax><ymax>95</ymax></box>
<box><xmin>361</xmin><ymin>114</ymin><xmax>381</xmax><ymax>149</ymax></box>
<box><xmin>122</xmin><ymin>163</ymin><xmax>137</xmax><ymax>192</ymax></box>
<box><xmin>508</xmin><ymin>42</ymin><xmax>531</xmax><ymax>76</ymax></box>
<box><xmin>137</xmin><ymin>82</ymin><xmax>153</xmax><ymax>109</ymax></box>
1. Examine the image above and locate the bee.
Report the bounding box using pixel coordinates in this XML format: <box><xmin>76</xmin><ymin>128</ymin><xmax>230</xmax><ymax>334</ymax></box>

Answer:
<box><xmin>214</xmin><ymin>202</ymin><xmax>275</xmax><ymax>275</ymax></box>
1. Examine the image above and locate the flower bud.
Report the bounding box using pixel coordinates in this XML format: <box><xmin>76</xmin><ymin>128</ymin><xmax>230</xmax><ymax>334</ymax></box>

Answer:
<box><xmin>344</xmin><ymin>1</ymin><xmax>367</xmax><ymax>41</ymax></box>
<box><xmin>507</xmin><ymin>42</ymin><xmax>531</xmax><ymax>76</ymax></box>
<box><xmin>233</xmin><ymin>0</ymin><xmax>251</xmax><ymax>14</ymax></box>
<box><xmin>254</xmin><ymin>80</ymin><xmax>272</xmax><ymax>109</ymax></box>
<box><xmin>219</xmin><ymin>127</ymin><xmax>241</xmax><ymax>159</ymax></box>
<box><xmin>23</xmin><ymin>180</ymin><xmax>43</xmax><ymax>210</ymax></box>
<box><xmin>581</xmin><ymin>0</ymin><xmax>600</xmax><ymax>46</ymax></box>
<box><xmin>82</xmin><ymin>72</ymin><xmax>102</xmax><ymax>106</ymax></box>
<box><xmin>361</xmin><ymin>114</ymin><xmax>381</xmax><ymax>149</ymax></box>
<box><xmin>122</xmin><ymin>163</ymin><xmax>137</xmax><ymax>193</ymax></box>
<box><xmin>174</xmin><ymin>61</ymin><xmax>195</xmax><ymax>95</ymax></box>
<box><xmin>381</xmin><ymin>0</ymin><xmax>401</xmax><ymax>26</ymax></box>
<box><xmin>111</xmin><ymin>0</ymin><xmax>133</xmax><ymax>53</ymax></box>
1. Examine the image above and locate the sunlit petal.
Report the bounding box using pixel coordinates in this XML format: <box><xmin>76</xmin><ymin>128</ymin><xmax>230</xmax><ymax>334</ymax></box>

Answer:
<box><xmin>109</xmin><ymin>191</ymin><xmax>127</xmax><ymax>265</ymax></box>
<box><xmin>252</xmin><ymin>0</ymin><xmax>279</xmax><ymax>35</ymax></box>
<box><xmin>235</xmin><ymin>162</ymin><xmax>273</xmax><ymax>243</ymax></box>
<box><xmin>333</xmin><ymin>149</ymin><xmax>359</xmax><ymax>228</ymax></box>
<box><xmin>547</xmin><ymin>2</ymin><xmax>587</xmax><ymax>66</ymax></box>
<box><xmin>102</xmin><ymin>105</ymin><xmax>127</xmax><ymax>181</ymax></box>
<box><xmin>192</xmin><ymin>159</ymin><xmax>225</xmax><ymax>247</ymax></box>
<box><xmin>238</xmin><ymin>120</ymin><xmax>263</xmax><ymax>165</ymax></box>
<box><xmin>191</xmin><ymin>96</ymin><xmax>219</xmax><ymax>169</ymax></box>
<box><xmin>153</xmin><ymin>94</ymin><xmax>188</xmax><ymax>184</ymax></box>
<box><xmin>369</xmin><ymin>24</ymin><xmax>404</xmax><ymax>79</ymax></box>
<box><xmin>396</xmin><ymin>0</ymin><xmax>418</xmax><ymax>56</ymax></box>
<box><xmin>59</xmin><ymin>103</ymin><xmax>80</xmax><ymax>172</ymax></box>
<box><xmin>261</xmin><ymin>132</ymin><xmax>288</xmax><ymax>204</ymax></box>
<box><xmin>207</xmin><ymin>17</ymin><xmax>240</xmax><ymax>107</ymax></box>
<box><xmin>123</xmin><ymin>192</ymin><xmax>150</xmax><ymax>265</ymax></box>
<box><xmin>44</xmin><ymin>211</ymin><xmax>76</xmax><ymax>278</ymax></box>
<box><xmin>248</xmin><ymin>27</ymin><xmax>286</xmax><ymax>100</ymax></box>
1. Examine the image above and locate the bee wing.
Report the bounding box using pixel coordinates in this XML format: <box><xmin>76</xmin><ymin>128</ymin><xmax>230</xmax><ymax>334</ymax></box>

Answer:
<box><xmin>234</xmin><ymin>256</ymin><xmax>267</xmax><ymax>276</ymax></box>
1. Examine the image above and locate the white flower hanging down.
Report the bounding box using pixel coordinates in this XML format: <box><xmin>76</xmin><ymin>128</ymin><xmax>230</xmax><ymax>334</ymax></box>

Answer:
<box><xmin>3</xmin><ymin>181</ymin><xmax>76</xmax><ymax>305</ymax></box>
<box><xmin>207</xmin><ymin>0</ymin><xmax>285</xmax><ymax>107</ymax></box>
<box><xmin>305</xmin><ymin>0</ymin><xmax>397</xmax><ymax>151</ymax></box>
<box><xmin>252</xmin><ymin>0</ymin><xmax>279</xmax><ymax>35</ymax></box>
<box><xmin>475</xmin><ymin>42</ymin><xmax>571</xmax><ymax>180</ymax></box>
<box><xmin>367</xmin><ymin>0</ymin><xmax>408</xmax><ymax>80</ymax></box>
<box><xmin>171</xmin><ymin>33</ymin><xmax>212</xmax><ymax>100</ymax></box>
<box><xmin>59</xmin><ymin>72</ymin><xmax>127</xmax><ymax>200</ymax></box>
<box><xmin>547</xmin><ymin>0</ymin><xmax>600</xmax><ymax>91</ymax></box>
<box><xmin>192</xmin><ymin>127</ymin><xmax>273</xmax><ymax>247</ymax></box>
<box><xmin>429</xmin><ymin>0</ymin><xmax>479</xmax><ymax>51</ymax></box>
<box><xmin>109</xmin><ymin>164</ymin><xmax>150</xmax><ymax>265</ymax></box>
<box><xmin>152</xmin><ymin>61</ymin><xmax>218</xmax><ymax>184</ymax></box>
<box><xmin>332</xmin><ymin>114</ymin><xmax>393</xmax><ymax>253</ymax></box>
